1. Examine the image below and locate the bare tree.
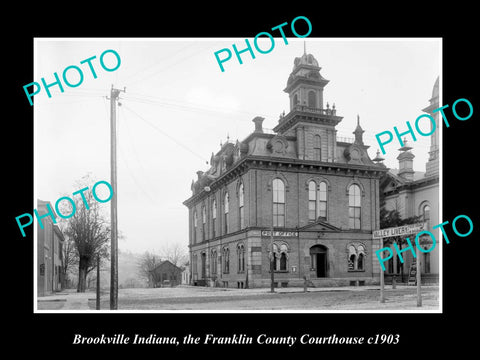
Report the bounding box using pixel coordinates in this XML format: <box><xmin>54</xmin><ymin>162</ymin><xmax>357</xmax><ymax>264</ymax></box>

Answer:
<box><xmin>61</xmin><ymin>235</ymin><xmax>78</xmax><ymax>289</ymax></box>
<box><xmin>137</xmin><ymin>251</ymin><xmax>161</xmax><ymax>287</ymax></box>
<box><xmin>60</xmin><ymin>175</ymin><xmax>111</xmax><ymax>292</ymax></box>
<box><xmin>160</xmin><ymin>242</ymin><xmax>188</xmax><ymax>268</ymax></box>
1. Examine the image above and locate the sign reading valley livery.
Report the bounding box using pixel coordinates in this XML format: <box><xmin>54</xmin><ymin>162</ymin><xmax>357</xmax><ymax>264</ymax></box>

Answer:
<box><xmin>372</xmin><ymin>223</ymin><xmax>425</xmax><ymax>239</ymax></box>
<box><xmin>261</xmin><ymin>230</ymin><xmax>298</xmax><ymax>237</ymax></box>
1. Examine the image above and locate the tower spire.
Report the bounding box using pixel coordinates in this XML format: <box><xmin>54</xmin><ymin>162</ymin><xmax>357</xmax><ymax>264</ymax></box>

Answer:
<box><xmin>303</xmin><ymin>40</ymin><xmax>306</xmax><ymax>55</ymax></box>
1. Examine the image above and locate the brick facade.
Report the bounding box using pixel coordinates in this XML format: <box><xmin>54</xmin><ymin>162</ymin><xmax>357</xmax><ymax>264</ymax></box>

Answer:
<box><xmin>184</xmin><ymin>51</ymin><xmax>387</xmax><ymax>288</ymax></box>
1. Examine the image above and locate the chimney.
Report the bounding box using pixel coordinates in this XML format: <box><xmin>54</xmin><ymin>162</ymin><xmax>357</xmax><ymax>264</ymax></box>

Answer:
<box><xmin>196</xmin><ymin>171</ymin><xmax>204</xmax><ymax>180</ymax></box>
<box><xmin>252</xmin><ymin>116</ymin><xmax>264</xmax><ymax>133</ymax></box>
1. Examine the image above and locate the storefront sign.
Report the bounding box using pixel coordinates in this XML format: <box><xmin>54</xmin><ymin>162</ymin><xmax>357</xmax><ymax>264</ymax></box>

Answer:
<box><xmin>372</xmin><ymin>223</ymin><xmax>425</xmax><ymax>239</ymax></box>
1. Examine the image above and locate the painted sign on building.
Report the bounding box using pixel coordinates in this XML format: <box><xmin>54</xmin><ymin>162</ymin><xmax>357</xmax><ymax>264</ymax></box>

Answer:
<box><xmin>372</xmin><ymin>223</ymin><xmax>426</xmax><ymax>239</ymax></box>
<box><xmin>261</xmin><ymin>230</ymin><xmax>298</xmax><ymax>237</ymax></box>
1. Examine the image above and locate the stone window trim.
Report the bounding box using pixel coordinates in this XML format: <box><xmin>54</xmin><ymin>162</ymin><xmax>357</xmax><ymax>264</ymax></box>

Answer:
<box><xmin>345</xmin><ymin>178</ymin><xmax>366</xmax><ymax>197</ymax></box>
<box><xmin>304</xmin><ymin>177</ymin><xmax>332</xmax><ymax>192</ymax></box>
<box><xmin>346</xmin><ymin>242</ymin><xmax>367</xmax><ymax>272</ymax></box>
<box><xmin>268</xmin><ymin>242</ymin><xmax>289</xmax><ymax>272</ymax></box>
<box><xmin>266</xmin><ymin>173</ymin><xmax>290</xmax><ymax>193</ymax></box>
<box><xmin>237</xmin><ymin>242</ymin><xmax>246</xmax><ymax>273</ymax></box>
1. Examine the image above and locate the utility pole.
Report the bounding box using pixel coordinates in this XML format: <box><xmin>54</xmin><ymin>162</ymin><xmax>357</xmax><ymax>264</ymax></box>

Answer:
<box><xmin>109</xmin><ymin>85</ymin><xmax>125</xmax><ymax>310</ymax></box>
<box><xmin>96</xmin><ymin>254</ymin><xmax>100</xmax><ymax>310</ymax></box>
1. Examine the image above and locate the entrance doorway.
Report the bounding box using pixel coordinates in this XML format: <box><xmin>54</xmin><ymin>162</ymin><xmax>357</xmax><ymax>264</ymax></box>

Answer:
<box><xmin>310</xmin><ymin>245</ymin><xmax>328</xmax><ymax>278</ymax></box>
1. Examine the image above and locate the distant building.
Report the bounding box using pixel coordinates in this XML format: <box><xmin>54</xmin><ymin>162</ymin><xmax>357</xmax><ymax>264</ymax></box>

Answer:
<box><xmin>150</xmin><ymin>260</ymin><xmax>183</xmax><ymax>287</ymax></box>
<box><xmin>377</xmin><ymin>77</ymin><xmax>440</xmax><ymax>284</ymax></box>
<box><xmin>181</xmin><ymin>263</ymin><xmax>190</xmax><ymax>285</ymax></box>
<box><xmin>183</xmin><ymin>51</ymin><xmax>388</xmax><ymax>288</ymax></box>
<box><xmin>37</xmin><ymin>199</ymin><xmax>65</xmax><ymax>296</ymax></box>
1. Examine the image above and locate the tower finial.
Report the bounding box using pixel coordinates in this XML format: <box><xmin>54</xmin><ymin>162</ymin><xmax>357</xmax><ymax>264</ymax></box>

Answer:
<box><xmin>357</xmin><ymin>114</ymin><xmax>360</xmax><ymax>125</ymax></box>
<box><xmin>304</xmin><ymin>40</ymin><xmax>306</xmax><ymax>55</ymax></box>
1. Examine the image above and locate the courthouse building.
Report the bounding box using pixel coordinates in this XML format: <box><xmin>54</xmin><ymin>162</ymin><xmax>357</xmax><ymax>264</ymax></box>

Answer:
<box><xmin>183</xmin><ymin>51</ymin><xmax>388</xmax><ymax>288</ymax></box>
<box><xmin>378</xmin><ymin>77</ymin><xmax>440</xmax><ymax>284</ymax></box>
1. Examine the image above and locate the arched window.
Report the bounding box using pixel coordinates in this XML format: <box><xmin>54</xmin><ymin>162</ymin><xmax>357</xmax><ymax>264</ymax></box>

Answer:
<box><xmin>348</xmin><ymin>184</ymin><xmax>361</xmax><ymax>229</ymax></box>
<box><xmin>212</xmin><ymin>199</ymin><xmax>217</xmax><ymax>238</ymax></box>
<box><xmin>202</xmin><ymin>205</ymin><xmax>206</xmax><ymax>241</ymax></box>
<box><xmin>308</xmin><ymin>90</ymin><xmax>316</xmax><ymax>108</ymax></box>
<box><xmin>293</xmin><ymin>94</ymin><xmax>298</xmax><ymax>107</ymax></box>
<box><xmin>272</xmin><ymin>179</ymin><xmax>285</xmax><ymax>227</ymax></box>
<box><xmin>224</xmin><ymin>192</ymin><xmax>229</xmax><ymax>234</ymax></box>
<box><xmin>193</xmin><ymin>211</ymin><xmax>198</xmax><ymax>244</ymax></box>
<box><xmin>423</xmin><ymin>204</ymin><xmax>431</xmax><ymax>228</ymax></box>
<box><xmin>348</xmin><ymin>245</ymin><xmax>356</xmax><ymax>271</ymax></box>
<box><xmin>223</xmin><ymin>247</ymin><xmax>229</xmax><ymax>274</ymax></box>
<box><xmin>239</xmin><ymin>183</ymin><xmax>245</xmax><ymax>229</ymax></box>
<box><xmin>313</xmin><ymin>135</ymin><xmax>321</xmax><ymax>161</ymax></box>
<box><xmin>211</xmin><ymin>249</ymin><xmax>217</xmax><ymax>277</ymax></box>
<box><xmin>319</xmin><ymin>181</ymin><xmax>327</xmax><ymax>220</ymax></box>
<box><xmin>308</xmin><ymin>180</ymin><xmax>328</xmax><ymax>222</ymax></box>
<box><xmin>347</xmin><ymin>243</ymin><xmax>366</xmax><ymax>271</ymax></box>
<box><xmin>237</xmin><ymin>243</ymin><xmax>245</xmax><ymax>273</ymax></box>
<box><xmin>357</xmin><ymin>245</ymin><xmax>365</xmax><ymax>271</ymax></box>
<box><xmin>308</xmin><ymin>181</ymin><xmax>316</xmax><ymax>222</ymax></box>
<box><xmin>272</xmin><ymin>243</ymin><xmax>288</xmax><ymax>271</ymax></box>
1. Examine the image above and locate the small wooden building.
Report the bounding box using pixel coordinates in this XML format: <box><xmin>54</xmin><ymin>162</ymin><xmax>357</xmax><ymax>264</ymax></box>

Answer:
<box><xmin>150</xmin><ymin>260</ymin><xmax>183</xmax><ymax>287</ymax></box>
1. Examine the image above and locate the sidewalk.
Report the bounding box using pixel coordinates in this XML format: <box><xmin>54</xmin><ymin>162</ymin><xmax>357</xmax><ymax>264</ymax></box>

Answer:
<box><xmin>36</xmin><ymin>284</ymin><xmax>439</xmax><ymax>311</ymax></box>
<box><xmin>37</xmin><ymin>289</ymin><xmax>102</xmax><ymax>310</ymax></box>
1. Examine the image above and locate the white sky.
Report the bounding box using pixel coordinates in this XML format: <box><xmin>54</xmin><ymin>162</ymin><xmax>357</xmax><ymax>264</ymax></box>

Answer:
<box><xmin>34</xmin><ymin>38</ymin><xmax>441</xmax><ymax>254</ymax></box>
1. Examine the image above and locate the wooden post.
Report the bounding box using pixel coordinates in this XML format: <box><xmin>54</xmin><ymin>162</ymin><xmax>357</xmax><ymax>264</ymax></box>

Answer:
<box><xmin>416</xmin><ymin>245</ymin><xmax>422</xmax><ymax>307</ymax></box>
<box><xmin>380</xmin><ymin>240</ymin><xmax>385</xmax><ymax>303</ymax></box>
<box><xmin>270</xmin><ymin>225</ymin><xmax>275</xmax><ymax>293</ymax></box>
<box><xmin>96</xmin><ymin>254</ymin><xmax>100</xmax><ymax>310</ymax></box>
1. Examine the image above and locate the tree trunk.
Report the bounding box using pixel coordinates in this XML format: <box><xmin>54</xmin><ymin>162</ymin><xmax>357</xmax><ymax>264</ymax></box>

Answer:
<box><xmin>77</xmin><ymin>256</ymin><xmax>89</xmax><ymax>293</ymax></box>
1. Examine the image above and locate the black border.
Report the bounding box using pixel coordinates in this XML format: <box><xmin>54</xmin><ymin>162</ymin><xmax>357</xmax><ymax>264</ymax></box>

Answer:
<box><xmin>7</xmin><ymin>4</ymin><xmax>478</xmax><ymax>356</ymax></box>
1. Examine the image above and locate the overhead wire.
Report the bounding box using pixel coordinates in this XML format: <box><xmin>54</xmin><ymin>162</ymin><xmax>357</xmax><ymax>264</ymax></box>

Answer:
<box><xmin>121</xmin><ymin>102</ymin><xmax>210</xmax><ymax>164</ymax></box>
<box><xmin>117</xmin><ymin>103</ymin><xmax>159</xmax><ymax>204</ymax></box>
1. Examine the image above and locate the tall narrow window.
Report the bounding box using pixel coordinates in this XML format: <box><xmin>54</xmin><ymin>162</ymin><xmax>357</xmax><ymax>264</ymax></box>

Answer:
<box><xmin>319</xmin><ymin>181</ymin><xmax>327</xmax><ymax>220</ymax></box>
<box><xmin>313</xmin><ymin>135</ymin><xmax>321</xmax><ymax>161</ymax></box>
<box><xmin>279</xmin><ymin>244</ymin><xmax>288</xmax><ymax>271</ymax></box>
<box><xmin>212</xmin><ymin>199</ymin><xmax>217</xmax><ymax>239</ymax></box>
<box><xmin>224</xmin><ymin>192</ymin><xmax>229</xmax><ymax>234</ymax></box>
<box><xmin>357</xmin><ymin>245</ymin><xmax>365</xmax><ymax>271</ymax></box>
<box><xmin>272</xmin><ymin>179</ymin><xmax>285</xmax><ymax>227</ymax></box>
<box><xmin>237</xmin><ymin>243</ymin><xmax>245</xmax><ymax>273</ymax></box>
<box><xmin>423</xmin><ymin>204</ymin><xmax>431</xmax><ymax>228</ymax></box>
<box><xmin>348</xmin><ymin>184</ymin><xmax>361</xmax><ymax>229</ymax></box>
<box><xmin>211</xmin><ymin>249</ymin><xmax>217</xmax><ymax>277</ymax></box>
<box><xmin>308</xmin><ymin>90</ymin><xmax>316</xmax><ymax>108</ymax></box>
<box><xmin>348</xmin><ymin>245</ymin><xmax>356</xmax><ymax>271</ymax></box>
<box><xmin>308</xmin><ymin>181</ymin><xmax>316</xmax><ymax>222</ymax></box>
<box><xmin>239</xmin><ymin>183</ymin><xmax>245</xmax><ymax>229</ymax></box>
<box><xmin>202</xmin><ymin>205</ymin><xmax>206</xmax><ymax>241</ymax></box>
<box><xmin>193</xmin><ymin>211</ymin><xmax>198</xmax><ymax>244</ymax></box>
<box><xmin>223</xmin><ymin>247</ymin><xmax>229</xmax><ymax>274</ymax></box>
